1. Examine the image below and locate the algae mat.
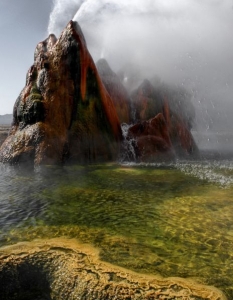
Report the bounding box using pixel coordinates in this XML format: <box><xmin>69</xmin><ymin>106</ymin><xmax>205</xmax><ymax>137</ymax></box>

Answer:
<box><xmin>1</xmin><ymin>163</ymin><xmax>233</xmax><ymax>298</ymax></box>
<box><xmin>0</xmin><ymin>238</ymin><xmax>226</xmax><ymax>300</ymax></box>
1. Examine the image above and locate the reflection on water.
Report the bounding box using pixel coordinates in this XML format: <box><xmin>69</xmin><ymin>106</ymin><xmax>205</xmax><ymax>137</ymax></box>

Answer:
<box><xmin>1</xmin><ymin>160</ymin><xmax>233</xmax><ymax>298</ymax></box>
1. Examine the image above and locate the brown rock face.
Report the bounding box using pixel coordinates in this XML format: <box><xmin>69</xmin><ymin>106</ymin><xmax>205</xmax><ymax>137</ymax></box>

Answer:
<box><xmin>0</xmin><ymin>22</ymin><xmax>198</xmax><ymax>164</ymax></box>
<box><xmin>0</xmin><ymin>21</ymin><xmax>122</xmax><ymax>165</ymax></box>
<box><xmin>128</xmin><ymin>113</ymin><xmax>174</xmax><ymax>161</ymax></box>
<box><xmin>126</xmin><ymin>80</ymin><xmax>198</xmax><ymax>161</ymax></box>
<box><xmin>130</xmin><ymin>79</ymin><xmax>196</xmax><ymax>129</ymax></box>
<box><xmin>131</xmin><ymin>79</ymin><xmax>164</xmax><ymax>122</ymax></box>
<box><xmin>96</xmin><ymin>58</ymin><xmax>131</xmax><ymax>124</ymax></box>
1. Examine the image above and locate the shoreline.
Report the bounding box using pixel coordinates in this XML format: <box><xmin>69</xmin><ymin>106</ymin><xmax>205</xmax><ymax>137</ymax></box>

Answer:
<box><xmin>0</xmin><ymin>238</ymin><xmax>227</xmax><ymax>300</ymax></box>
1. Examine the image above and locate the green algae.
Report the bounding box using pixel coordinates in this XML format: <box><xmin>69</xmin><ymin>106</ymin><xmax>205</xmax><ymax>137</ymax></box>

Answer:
<box><xmin>2</xmin><ymin>163</ymin><xmax>233</xmax><ymax>298</ymax></box>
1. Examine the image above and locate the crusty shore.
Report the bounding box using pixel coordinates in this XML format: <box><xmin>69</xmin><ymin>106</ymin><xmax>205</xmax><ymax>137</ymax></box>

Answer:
<box><xmin>0</xmin><ymin>238</ymin><xmax>227</xmax><ymax>300</ymax></box>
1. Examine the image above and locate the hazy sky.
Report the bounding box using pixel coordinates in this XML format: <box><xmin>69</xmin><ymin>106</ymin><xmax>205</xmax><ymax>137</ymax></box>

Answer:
<box><xmin>1</xmin><ymin>0</ymin><xmax>233</xmax><ymax>134</ymax></box>
<box><xmin>0</xmin><ymin>0</ymin><xmax>52</xmax><ymax>115</ymax></box>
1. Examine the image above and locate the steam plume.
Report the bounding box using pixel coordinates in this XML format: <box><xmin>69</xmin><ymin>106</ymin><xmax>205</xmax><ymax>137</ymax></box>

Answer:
<box><xmin>48</xmin><ymin>0</ymin><xmax>233</xmax><ymax>134</ymax></box>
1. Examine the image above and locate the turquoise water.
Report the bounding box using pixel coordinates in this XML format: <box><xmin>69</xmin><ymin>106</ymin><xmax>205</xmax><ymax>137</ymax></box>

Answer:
<box><xmin>1</xmin><ymin>160</ymin><xmax>233</xmax><ymax>298</ymax></box>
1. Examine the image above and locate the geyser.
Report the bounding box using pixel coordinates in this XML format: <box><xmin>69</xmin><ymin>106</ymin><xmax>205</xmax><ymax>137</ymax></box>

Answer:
<box><xmin>0</xmin><ymin>19</ymin><xmax>198</xmax><ymax>165</ymax></box>
<box><xmin>0</xmin><ymin>21</ymin><xmax>122</xmax><ymax>165</ymax></box>
<box><xmin>49</xmin><ymin>0</ymin><xmax>233</xmax><ymax>153</ymax></box>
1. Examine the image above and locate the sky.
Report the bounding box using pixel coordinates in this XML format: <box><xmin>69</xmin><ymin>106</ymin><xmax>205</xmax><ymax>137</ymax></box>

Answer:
<box><xmin>0</xmin><ymin>0</ymin><xmax>233</xmax><ymax>136</ymax></box>
<box><xmin>0</xmin><ymin>0</ymin><xmax>52</xmax><ymax>115</ymax></box>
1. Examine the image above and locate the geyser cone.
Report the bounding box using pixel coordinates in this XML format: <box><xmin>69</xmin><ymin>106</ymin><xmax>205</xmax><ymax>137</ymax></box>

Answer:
<box><xmin>0</xmin><ymin>21</ymin><xmax>122</xmax><ymax>165</ymax></box>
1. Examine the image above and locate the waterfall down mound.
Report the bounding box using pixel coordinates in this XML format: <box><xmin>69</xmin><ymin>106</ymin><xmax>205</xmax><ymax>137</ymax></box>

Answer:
<box><xmin>0</xmin><ymin>238</ymin><xmax>226</xmax><ymax>300</ymax></box>
<box><xmin>0</xmin><ymin>21</ymin><xmax>122</xmax><ymax>165</ymax></box>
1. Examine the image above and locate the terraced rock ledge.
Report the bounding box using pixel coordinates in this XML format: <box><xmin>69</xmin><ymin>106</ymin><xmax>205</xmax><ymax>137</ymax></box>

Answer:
<box><xmin>0</xmin><ymin>238</ymin><xmax>226</xmax><ymax>300</ymax></box>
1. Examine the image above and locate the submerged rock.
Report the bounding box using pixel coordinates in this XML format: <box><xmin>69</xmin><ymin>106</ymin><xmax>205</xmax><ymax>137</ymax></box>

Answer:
<box><xmin>0</xmin><ymin>21</ymin><xmax>122</xmax><ymax>165</ymax></box>
<box><xmin>0</xmin><ymin>238</ymin><xmax>226</xmax><ymax>300</ymax></box>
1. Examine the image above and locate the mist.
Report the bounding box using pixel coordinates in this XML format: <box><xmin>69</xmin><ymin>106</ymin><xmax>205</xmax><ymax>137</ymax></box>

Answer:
<box><xmin>48</xmin><ymin>0</ymin><xmax>233</xmax><ymax>143</ymax></box>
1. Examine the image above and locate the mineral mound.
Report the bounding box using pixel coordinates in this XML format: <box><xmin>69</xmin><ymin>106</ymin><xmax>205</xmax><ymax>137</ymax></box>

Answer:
<box><xmin>0</xmin><ymin>20</ymin><xmax>199</xmax><ymax>165</ymax></box>
<box><xmin>0</xmin><ymin>21</ymin><xmax>122</xmax><ymax>165</ymax></box>
<box><xmin>125</xmin><ymin>79</ymin><xmax>198</xmax><ymax>161</ymax></box>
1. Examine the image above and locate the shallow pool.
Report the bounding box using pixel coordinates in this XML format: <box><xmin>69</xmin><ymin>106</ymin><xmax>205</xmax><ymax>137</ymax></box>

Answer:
<box><xmin>1</xmin><ymin>159</ymin><xmax>233</xmax><ymax>298</ymax></box>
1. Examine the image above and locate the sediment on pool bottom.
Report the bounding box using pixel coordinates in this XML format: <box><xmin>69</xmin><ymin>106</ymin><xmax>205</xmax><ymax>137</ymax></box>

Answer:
<box><xmin>0</xmin><ymin>238</ymin><xmax>227</xmax><ymax>300</ymax></box>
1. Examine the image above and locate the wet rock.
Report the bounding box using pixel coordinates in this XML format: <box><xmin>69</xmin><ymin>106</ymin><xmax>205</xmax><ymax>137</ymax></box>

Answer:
<box><xmin>97</xmin><ymin>58</ymin><xmax>131</xmax><ymax>124</ymax></box>
<box><xmin>128</xmin><ymin>113</ymin><xmax>174</xmax><ymax>161</ymax></box>
<box><xmin>131</xmin><ymin>79</ymin><xmax>164</xmax><ymax>122</ymax></box>
<box><xmin>131</xmin><ymin>79</ymin><xmax>195</xmax><ymax>130</ymax></box>
<box><xmin>168</xmin><ymin>108</ymin><xmax>198</xmax><ymax>157</ymax></box>
<box><xmin>127</xmin><ymin>79</ymin><xmax>198</xmax><ymax>160</ymax></box>
<box><xmin>0</xmin><ymin>21</ymin><xmax>122</xmax><ymax>165</ymax></box>
<box><xmin>0</xmin><ymin>238</ymin><xmax>226</xmax><ymax>300</ymax></box>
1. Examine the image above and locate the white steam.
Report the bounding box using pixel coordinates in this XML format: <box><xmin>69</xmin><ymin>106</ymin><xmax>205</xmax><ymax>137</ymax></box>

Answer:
<box><xmin>48</xmin><ymin>0</ymin><xmax>233</xmax><ymax>136</ymax></box>
<box><xmin>48</xmin><ymin>0</ymin><xmax>84</xmax><ymax>35</ymax></box>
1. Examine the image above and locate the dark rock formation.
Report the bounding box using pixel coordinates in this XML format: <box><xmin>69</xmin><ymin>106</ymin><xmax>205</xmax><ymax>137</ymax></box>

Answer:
<box><xmin>0</xmin><ymin>21</ymin><xmax>122</xmax><ymax>165</ymax></box>
<box><xmin>126</xmin><ymin>79</ymin><xmax>198</xmax><ymax>160</ymax></box>
<box><xmin>131</xmin><ymin>79</ymin><xmax>164</xmax><ymax>122</ymax></box>
<box><xmin>130</xmin><ymin>79</ymin><xmax>195</xmax><ymax>129</ymax></box>
<box><xmin>159</xmin><ymin>83</ymin><xmax>195</xmax><ymax>131</ymax></box>
<box><xmin>97</xmin><ymin>58</ymin><xmax>131</xmax><ymax>124</ymax></box>
<box><xmin>0</xmin><ymin>239</ymin><xmax>226</xmax><ymax>300</ymax></box>
<box><xmin>128</xmin><ymin>113</ymin><xmax>174</xmax><ymax>161</ymax></box>
<box><xmin>0</xmin><ymin>21</ymin><xmax>199</xmax><ymax>164</ymax></box>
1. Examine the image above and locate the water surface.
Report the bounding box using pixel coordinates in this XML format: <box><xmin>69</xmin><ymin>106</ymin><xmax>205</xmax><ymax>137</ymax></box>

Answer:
<box><xmin>1</xmin><ymin>159</ymin><xmax>233</xmax><ymax>298</ymax></box>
